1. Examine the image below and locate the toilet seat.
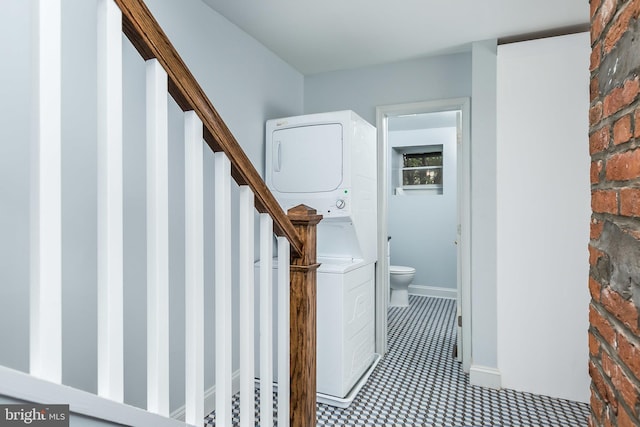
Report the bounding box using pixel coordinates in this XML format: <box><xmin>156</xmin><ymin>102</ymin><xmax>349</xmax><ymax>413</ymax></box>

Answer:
<box><xmin>390</xmin><ymin>265</ymin><xmax>415</xmax><ymax>274</ymax></box>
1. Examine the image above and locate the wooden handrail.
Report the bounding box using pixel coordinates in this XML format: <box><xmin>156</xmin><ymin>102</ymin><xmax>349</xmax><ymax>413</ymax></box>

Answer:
<box><xmin>114</xmin><ymin>0</ymin><xmax>303</xmax><ymax>257</ymax></box>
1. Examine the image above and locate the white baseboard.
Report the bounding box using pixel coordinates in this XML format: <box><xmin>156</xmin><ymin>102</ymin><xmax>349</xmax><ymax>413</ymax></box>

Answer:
<box><xmin>409</xmin><ymin>284</ymin><xmax>457</xmax><ymax>300</ymax></box>
<box><xmin>171</xmin><ymin>369</ymin><xmax>241</xmax><ymax>421</ymax></box>
<box><xmin>469</xmin><ymin>365</ymin><xmax>502</xmax><ymax>389</ymax></box>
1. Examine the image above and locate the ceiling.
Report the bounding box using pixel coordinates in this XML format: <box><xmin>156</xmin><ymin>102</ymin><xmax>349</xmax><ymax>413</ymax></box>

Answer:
<box><xmin>201</xmin><ymin>0</ymin><xmax>590</xmax><ymax>75</ymax></box>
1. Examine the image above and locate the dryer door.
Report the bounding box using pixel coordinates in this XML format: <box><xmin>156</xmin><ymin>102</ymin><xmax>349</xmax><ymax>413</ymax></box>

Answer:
<box><xmin>271</xmin><ymin>123</ymin><xmax>343</xmax><ymax>193</ymax></box>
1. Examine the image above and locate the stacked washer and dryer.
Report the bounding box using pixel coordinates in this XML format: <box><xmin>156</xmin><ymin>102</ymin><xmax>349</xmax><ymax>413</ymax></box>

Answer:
<box><xmin>261</xmin><ymin>110</ymin><xmax>379</xmax><ymax>407</ymax></box>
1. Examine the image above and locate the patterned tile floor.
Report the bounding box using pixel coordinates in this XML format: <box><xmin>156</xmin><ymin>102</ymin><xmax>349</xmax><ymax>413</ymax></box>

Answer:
<box><xmin>206</xmin><ymin>295</ymin><xmax>590</xmax><ymax>426</ymax></box>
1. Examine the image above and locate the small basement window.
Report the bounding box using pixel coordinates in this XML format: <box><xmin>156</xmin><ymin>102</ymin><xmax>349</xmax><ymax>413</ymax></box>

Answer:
<box><xmin>402</xmin><ymin>151</ymin><xmax>443</xmax><ymax>187</ymax></box>
<box><xmin>392</xmin><ymin>145</ymin><xmax>443</xmax><ymax>195</ymax></box>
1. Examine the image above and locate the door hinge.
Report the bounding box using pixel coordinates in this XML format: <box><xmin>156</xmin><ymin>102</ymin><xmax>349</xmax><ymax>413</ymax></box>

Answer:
<box><xmin>458</xmin><ymin>315</ymin><xmax>462</xmax><ymax>327</ymax></box>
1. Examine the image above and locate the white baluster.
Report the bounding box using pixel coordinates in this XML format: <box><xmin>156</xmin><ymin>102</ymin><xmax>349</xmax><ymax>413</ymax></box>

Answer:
<box><xmin>239</xmin><ymin>186</ymin><xmax>255</xmax><ymax>427</ymax></box>
<box><xmin>185</xmin><ymin>111</ymin><xmax>204</xmax><ymax>425</ymax></box>
<box><xmin>97</xmin><ymin>0</ymin><xmax>124</xmax><ymax>402</ymax></box>
<box><xmin>260</xmin><ymin>215</ymin><xmax>274</xmax><ymax>427</ymax></box>
<box><xmin>214</xmin><ymin>152</ymin><xmax>232</xmax><ymax>426</ymax></box>
<box><xmin>30</xmin><ymin>0</ymin><xmax>62</xmax><ymax>384</ymax></box>
<box><xmin>277</xmin><ymin>237</ymin><xmax>290</xmax><ymax>427</ymax></box>
<box><xmin>146</xmin><ymin>58</ymin><xmax>169</xmax><ymax>416</ymax></box>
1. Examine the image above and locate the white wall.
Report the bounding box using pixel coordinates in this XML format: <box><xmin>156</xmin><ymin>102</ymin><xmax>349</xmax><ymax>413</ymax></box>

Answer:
<box><xmin>388</xmin><ymin>127</ymin><xmax>457</xmax><ymax>289</ymax></box>
<box><xmin>496</xmin><ymin>33</ymin><xmax>591</xmax><ymax>403</ymax></box>
<box><xmin>0</xmin><ymin>0</ymin><xmax>303</xmax><ymax>413</ymax></box>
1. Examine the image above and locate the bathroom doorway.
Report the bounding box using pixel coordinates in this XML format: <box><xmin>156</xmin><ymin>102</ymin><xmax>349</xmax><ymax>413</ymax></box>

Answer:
<box><xmin>375</xmin><ymin>99</ymin><xmax>471</xmax><ymax>372</ymax></box>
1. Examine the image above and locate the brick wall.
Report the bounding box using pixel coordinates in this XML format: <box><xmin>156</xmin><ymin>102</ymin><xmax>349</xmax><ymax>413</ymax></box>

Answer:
<box><xmin>589</xmin><ymin>1</ymin><xmax>640</xmax><ymax>426</ymax></box>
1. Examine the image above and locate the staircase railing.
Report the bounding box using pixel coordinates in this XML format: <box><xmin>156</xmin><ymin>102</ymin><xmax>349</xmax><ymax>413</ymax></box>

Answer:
<box><xmin>1</xmin><ymin>0</ymin><xmax>319</xmax><ymax>426</ymax></box>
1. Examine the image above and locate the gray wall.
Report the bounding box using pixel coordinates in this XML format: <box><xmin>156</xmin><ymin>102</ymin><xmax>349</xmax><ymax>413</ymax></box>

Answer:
<box><xmin>304</xmin><ymin>46</ymin><xmax>505</xmax><ymax>381</ymax></box>
<box><xmin>304</xmin><ymin>53</ymin><xmax>472</xmax><ymax>124</ymax></box>
<box><xmin>0</xmin><ymin>0</ymin><xmax>303</xmax><ymax>414</ymax></box>
<box><xmin>388</xmin><ymin>127</ymin><xmax>457</xmax><ymax>289</ymax></box>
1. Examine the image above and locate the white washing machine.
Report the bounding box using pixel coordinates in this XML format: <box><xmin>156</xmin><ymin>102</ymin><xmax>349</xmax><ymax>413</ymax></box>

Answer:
<box><xmin>254</xmin><ymin>257</ymin><xmax>376</xmax><ymax>401</ymax></box>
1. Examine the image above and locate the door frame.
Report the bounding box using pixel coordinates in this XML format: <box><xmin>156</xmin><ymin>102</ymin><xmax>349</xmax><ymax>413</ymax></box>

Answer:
<box><xmin>375</xmin><ymin>98</ymin><xmax>471</xmax><ymax>372</ymax></box>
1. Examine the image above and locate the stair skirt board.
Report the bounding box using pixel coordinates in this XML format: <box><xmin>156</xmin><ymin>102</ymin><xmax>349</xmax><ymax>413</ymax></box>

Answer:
<box><xmin>0</xmin><ymin>366</ymin><xmax>182</xmax><ymax>427</ymax></box>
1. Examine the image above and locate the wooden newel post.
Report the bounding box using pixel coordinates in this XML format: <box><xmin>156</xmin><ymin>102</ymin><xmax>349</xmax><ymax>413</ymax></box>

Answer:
<box><xmin>287</xmin><ymin>204</ymin><xmax>322</xmax><ymax>427</ymax></box>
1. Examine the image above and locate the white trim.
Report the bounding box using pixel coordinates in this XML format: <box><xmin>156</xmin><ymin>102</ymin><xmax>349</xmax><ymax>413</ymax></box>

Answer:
<box><xmin>376</xmin><ymin>98</ymin><xmax>472</xmax><ymax>372</ymax></box>
<box><xmin>408</xmin><ymin>285</ymin><xmax>457</xmax><ymax>300</ymax></box>
<box><xmin>375</xmin><ymin>111</ymin><xmax>389</xmax><ymax>356</ymax></box>
<box><xmin>239</xmin><ymin>186</ymin><xmax>256</xmax><ymax>427</ymax></box>
<box><xmin>469</xmin><ymin>365</ymin><xmax>502</xmax><ymax>390</ymax></box>
<box><xmin>457</xmin><ymin>100</ymin><xmax>472</xmax><ymax>374</ymax></box>
<box><xmin>0</xmin><ymin>366</ymin><xmax>188</xmax><ymax>427</ymax></box>
<box><xmin>277</xmin><ymin>238</ymin><xmax>291</xmax><ymax>427</ymax></box>
<box><xmin>259</xmin><ymin>215</ymin><xmax>274</xmax><ymax>427</ymax></box>
<box><xmin>30</xmin><ymin>0</ymin><xmax>62</xmax><ymax>384</ymax></box>
<box><xmin>172</xmin><ymin>370</ymin><xmax>241</xmax><ymax>422</ymax></box>
<box><xmin>214</xmin><ymin>152</ymin><xmax>232</xmax><ymax>425</ymax></box>
<box><xmin>97</xmin><ymin>0</ymin><xmax>124</xmax><ymax>402</ymax></box>
<box><xmin>184</xmin><ymin>111</ymin><xmax>204</xmax><ymax>425</ymax></box>
<box><xmin>146</xmin><ymin>58</ymin><xmax>170</xmax><ymax>417</ymax></box>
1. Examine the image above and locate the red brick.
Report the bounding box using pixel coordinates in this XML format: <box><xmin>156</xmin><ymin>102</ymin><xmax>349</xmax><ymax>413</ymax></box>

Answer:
<box><xmin>592</xmin><ymin>19</ymin><xmax>603</xmax><ymax>46</ymax></box>
<box><xmin>617</xmin><ymin>408</ymin><xmax>639</xmax><ymax>427</ymax></box>
<box><xmin>590</xmin><ymin>304</ymin><xmax>618</xmax><ymax>347</ymax></box>
<box><xmin>601</xmin><ymin>0</ymin><xmax>617</xmax><ymax>27</ymax></box>
<box><xmin>635</xmin><ymin>108</ymin><xmax>640</xmax><ymax>138</ymax></box>
<box><xmin>613</xmin><ymin>114</ymin><xmax>633</xmax><ymax>145</ymax></box>
<box><xmin>591</xmin><ymin>218</ymin><xmax>605</xmax><ymax>240</ymax></box>
<box><xmin>611</xmin><ymin>366</ymin><xmax>640</xmax><ymax>418</ymax></box>
<box><xmin>593</xmin><ymin>0</ymin><xmax>617</xmax><ymax>42</ymax></box>
<box><xmin>591</xmin><ymin>0</ymin><xmax>602</xmax><ymax>18</ymax></box>
<box><xmin>592</xmin><ymin>387</ymin><xmax>605</xmax><ymax>419</ymax></box>
<box><xmin>589</xmin><ymin>245</ymin><xmax>605</xmax><ymax>266</ymax></box>
<box><xmin>592</xmin><ymin>189</ymin><xmax>618</xmax><ymax>214</ymax></box>
<box><xmin>605</xmin><ymin>409</ymin><xmax>615</xmax><ymax>427</ymax></box>
<box><xmin>620</xmin><ymin>188</ymin><xmax>640</xmax><ymax>217</ymax></box>
<box><xmin>606</xmin><ymin>149</ymin><xmax>640</xmax><ymax>181</ymax></box>
<box><xmin>603</xmin><ymin>77</ymin><xmax>640</xmax><ymax>117</ymax></box>
<box><xmin>604</xmin><ymin>1</ymin><xmax>640</xmax><ymax>54</ymax></box>
<box><xmin>602</xmin><ymin>349</ymin><xmax>616</xmax><ymax>377</ymax></box>
<box><xmin>590</xmin><ymin>126</ymin><xmax>610</xmax><ymax>154</ymax></box>
<box><xmin>591</xmin><ymin>160</ymin><xmax>603</xmax><ymax>184</ymax></box>
<box><xmin>591</xmin><ymin>102</ymin><xmax>604</xmax><ymax>125</ymax></box>
<box><xmin>591</xmin><ymin>42</ymin><xmax>603</xmax><ymax>72</ymax></box>
<box><xmin>591</xmin><ymin>360</ymin><xmax>618</xmax><ymax>412</ymax></box>
<box><xmin>590</xmin><ymin>332</ymin><xmax>601</xmax><ymax>357</ymax></box>
<box><xmin>591</xmin><ymin>277</ymin><xmax>603</xmax><ymax>302</ymax></box>
<box><xmin>619</xmin><ymin>333</ymin><xmax>640</xmax><ymax>381</ymax></box>
<box><xmin>602</xmin><ymin>287</ymin><xmax>640</xmax><ymax>334</ymax></box>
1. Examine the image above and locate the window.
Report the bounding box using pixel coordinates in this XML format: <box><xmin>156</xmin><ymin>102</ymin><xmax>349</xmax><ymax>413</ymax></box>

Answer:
<box><xmin>392</xmin><ymin>144</ymin><xmax>444</xmax><ymax>195</ymax></box>
<box><xmin>402</xmin><ymin>152</ymin><xmax>443</xmax><ymax>187</ymax></box>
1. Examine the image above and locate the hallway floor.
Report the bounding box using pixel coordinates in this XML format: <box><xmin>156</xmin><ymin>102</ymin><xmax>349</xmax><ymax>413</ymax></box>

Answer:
<box><xmin>206</xmin><ymin>295</ymin><xmax>590</xmax><ymax>426</ymax></box>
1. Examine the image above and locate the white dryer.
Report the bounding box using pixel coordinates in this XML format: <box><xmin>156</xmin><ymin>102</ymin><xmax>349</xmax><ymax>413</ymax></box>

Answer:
<box><xmin>263</xmin><ymin>111</ymin><xmax>379</xmax><ymax>405</ymax></box>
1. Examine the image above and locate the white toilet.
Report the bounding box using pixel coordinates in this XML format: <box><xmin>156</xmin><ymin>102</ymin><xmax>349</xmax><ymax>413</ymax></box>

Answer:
<box><xmin>389</xmin><ymin>265</ymin><xmax>415</xmax><ymax>307</ymax></box>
